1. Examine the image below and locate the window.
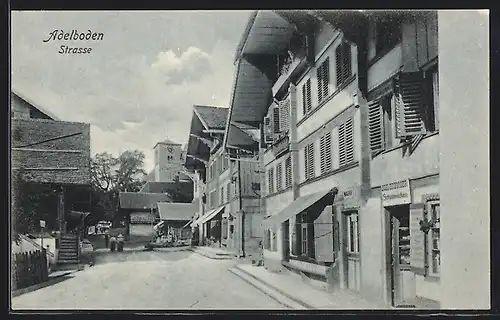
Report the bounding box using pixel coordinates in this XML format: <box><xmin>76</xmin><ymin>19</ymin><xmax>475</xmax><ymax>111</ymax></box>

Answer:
<box><xmin>346</xmin><ymin>212</ymin><xmax>360</xmax><ymax>254</ymax></box>
<box><xmin>302</xmin><ymin>79</ymin><xmax>312</xmax><ymax>115</ymax></box>
<box><xmin>273</xmin><ymin>106</ymin><xmax>281</xmax><ymax>134</ymax></box>
<box><xmin>304</xmin><ymin>142</ymin><xmax>315</xmax><ymax>181</ymax></box>
<box><xmin>375</xmin><ymin>17</ymin><xmax>401</xmax><ymax>56</ymax></box>
<box><xmin>285</xmin><ymin>156</ymin><xmax>292</xmax><ymax>188</ymax></box>
<box><xmin>317</xmin><ymin>57</ymin><xmax>330</xmax><ymax>103</ymax></box>
<box><xmin>428</xmin><ymin>201</ymin><xmax>440</xmax><ymax>275</ymax></box>
<box><xmin>276</xmin><ymin>163</ymin><xmax>283</xmax><ymax>191</ymax></box>
<box><xmin>320</xmin><ymin>132</ymin><xmax>332</xmax><ymax>174</ymax></box>
<box><xmin>296</xmin><ymin>213</ymin><xmax>315</xmax><ymax>258</ymax></box>
<box><xmin>268</xmin><ymin>167</ymin><xmax>275</xmax><ymax>195</ymax></box>
<box><xmin>368</xmin><ymin>70</ymin><xmax>439</xmax><ymax>157</ymax></box>
<box><xmin>278</xmin><ymin>98</ymin><xmax>291</xmax><ymax>133</ymax></box>
<box><xmin>226</xmin><ymin>183</ymin><xmax>231</xmax><ymax>202</ymax></box>
<box><xmin>335</xmin><ymin>42</ymin><xmax>352</xmax><ymax>87</ymax></box>
<box><xmin>220</xmin><ymin>186</ymin><xmax>225</xmax><ymax>204</ymax></box>
<box><xmin>338</xmin><ymin>118</ymin><xmax>354</xmax><ymax>167</ymax></box>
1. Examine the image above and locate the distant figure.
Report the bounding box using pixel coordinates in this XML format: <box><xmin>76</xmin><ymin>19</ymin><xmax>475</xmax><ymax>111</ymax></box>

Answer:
<box><xmin>104</xmin><ymin>233</ymin><xmax>110</xmax><ymax>248</ymax></box>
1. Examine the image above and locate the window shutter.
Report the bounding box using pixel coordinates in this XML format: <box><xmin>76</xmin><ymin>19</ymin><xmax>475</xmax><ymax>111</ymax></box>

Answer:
<box><xmin>264</xmin><ymin>116</ymin><xmax>274</xmax><ymax>144</ymax></box>
<box><xmin>368</xmin><ymin>100</ymin><xmax>385</xmax><ymax>154</ymax></box>
<box><xmin>302</xmin><ymin>83</ymin><xmax>307</xmax><ymax>115</ymax></box>
<box><xmin>314</xmin><ymin>206</ymin><xmax>335</xmax><ymax>262</ymax></box>
<box><xmin>221</xmin><ymin>186</ymin><xmax>224</xmax><ymax>204</ymax></box>
<box><xmin>273</xmin><ymin>106</ymin><xmax>281</xmax><ymax>134</ymax></box>
<box><xmin>317</xmin><ymin>66</ymin><xmax>324</xmax><ymax>103</ymax></box>
<box><xmin>227</xmin><ymin>183</ymin><xmax>231</xmax><ymax>202</ymax></box>
<box><xmin>410</xmin><ymin>203</ymin><xmax>427</xmax><ymax>275</ymax></box>
<box><xmin>336</xmin><ymin>42</ymin><xmax>352</xmax><ymax>87</ymax></box>
<box><xmin>335</xmin><ymin>45</ymin><xmax>342</xmax><ymax>87</ymax></box>
<box><xmin>393</xmin><ymin>72</ymin><xmax>427</xmax><ymax>137</ymax></box>
<box><xmin>285</xmin><ymin>156</ymin><xmax>292</xmax><ymax>188</ymax></box>
<box><xmin>306</xmin><ymin>79</ymin><xmax>312</xmax><ymax>112</ymax></box>
<box><xmin>320</xmin><ymin>132</ymin><xmax>332</xmax><ymax>174</ymax></box>
<box><xmin>345</xmin><ymin>118</ymin><xmax>354</xmax><ymax>163</ymax></box>
<box><xmin>322</xmin><ymin>57</ymin><xmax>330</xmax><ymax>98</ymax></box>
<box><xmin>307</xmin><ymin>142</ymin><xmax>315</xmax><ymax>179</ymax></box>
<box><xmin>276</xmin><ymin>163</ymin><xmax>283</xmax><ymax>191</ymax></box>
<box><xmin>269</xmin><ymin>167</ymin><xmax>274</xmax><ymax>194</ymax></box>
<box><xmin>304</xmin><ymin>146</ymin><xmax>309</xmax><ymax>180</ymax></box>
<box><xmin>290</xmin><ymin>216</ymin><xmax>298</xmax><ymax>255</ymax></box>
<box><xmin>278</xmin><ymin>98</ymin><xmax>290</xmax><ymax>133</ymax></box>
<box><xmin>338</xmin><ymin>123</ymin><xmax>346</xmax><ymax>166</ymax></box>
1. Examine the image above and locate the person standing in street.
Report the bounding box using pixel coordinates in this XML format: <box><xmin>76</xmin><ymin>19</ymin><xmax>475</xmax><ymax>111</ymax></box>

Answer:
<box><xmin>104</xmin><ymin>232</ymin><xmax>110</xmax><ymax>248</ymax></box>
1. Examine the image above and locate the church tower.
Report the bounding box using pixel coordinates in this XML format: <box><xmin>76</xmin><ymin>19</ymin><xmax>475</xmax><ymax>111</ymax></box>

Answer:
<box><xmin>153</xmin><ymin>138</ymin><xmax>184</xmax><ymax>182</ymax></box>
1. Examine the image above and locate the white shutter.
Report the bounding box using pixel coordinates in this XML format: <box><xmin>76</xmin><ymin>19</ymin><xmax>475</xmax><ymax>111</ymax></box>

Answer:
<box><xmin>345</xmin><ymin>118</ymin><xmax>354</xmax><ymax>163</ymax></box>
<box><xmin>278</xmin><ymin>98</ymin><xmax>291</xmax><ymax>133</ymax></box>
<box><xmin>307</xmin><ymin>142</ymin><xmax>315</xmax><ymax>180</ymax></box>
<box><xmin>276</xmin><ymin>163</ymin><xmax>283</xmax><ymax>191</ymax></box>
<box><xmin>393</xmin><ymin>72</ymin><xmax>427</xmax><ymax>137</ymax></box>
<box><xmin>338</xmin><ymin>123</ymin><xmax>346</xmax><ymax>166</ymax></box>
<box><xmin>320</xmin><ymin>132</ymin><xmax>332</xmax><ymax>174</ymax></box>
<box><xmin>285</xmin><ymin>156</ymin><xmax>292</xmax><ymax>188</ymax></box>
<box><xmin>273</xmin><ymin>106</ymin><xmax>280</xmax><ymax>134</ymax></box>
<box><xmin>368</xmin><ymin>100</ymin><xmax>385</xmax><ymax>153</ymax></box>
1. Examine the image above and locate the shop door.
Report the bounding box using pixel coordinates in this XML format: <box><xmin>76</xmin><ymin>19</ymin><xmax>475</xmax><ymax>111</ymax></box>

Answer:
<box><xmin>390</xmin><ymin>205</ymin><xmax>416</xmax><ymax>307</ymax></box>
<box><xmin>343</xmin><ymin>211</ymin><xmax>361</xmax><ymax>292</ymax></box>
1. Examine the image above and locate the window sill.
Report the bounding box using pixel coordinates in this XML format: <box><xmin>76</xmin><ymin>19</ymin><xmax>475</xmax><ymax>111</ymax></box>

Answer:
<box><xmin>263</xmin><ymin>185</ymin><xmax>293</xmax><ymax>200</ymax></box>
<box><xmin>299</xmin><ymin>161</ymin><xmax>359</xmax><ymax>187</ymax></box>
<box><xmin>371</xmin><ymin>131</ymin><xmax>439</xmax><ymax>159</ymax></box>
<box><xmin>424</xmin><ymin>274</ymin><xmax>440</xmax><ymax>282</ymax></box>
<box><xmin>297</xmin><ymin>74</ymin><xmax>357</xmax><ymax>127</ymax></box>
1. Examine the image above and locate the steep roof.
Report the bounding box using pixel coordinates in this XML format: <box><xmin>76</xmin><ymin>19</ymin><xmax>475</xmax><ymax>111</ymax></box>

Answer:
<box><xmin>157</xmin><ymin>202</ymin><xmax>197</xmax><ymax>221</ymax></box>
<box><xmin>193</xmin><ymin>105</ymin><xmax>228</xmax><ymax>130</ymax></box>
<box><xmin>139</xmin><ymin>181</ymin><xmax>192</xmax><ymax>194</ymax></box>
<box><xmin>118</xmin><ymin>192</ymin><xmax>172</xmax><ymax>210</ymax></box>
<box><xmin>11</xmin><ymin>90</ymin><xmax>59</xmax><ymax>121</ymax></box>
<box><xmin>154</xmin><ymin>138</ymin><xmax>182</xmax><ymax>149</ymax></box>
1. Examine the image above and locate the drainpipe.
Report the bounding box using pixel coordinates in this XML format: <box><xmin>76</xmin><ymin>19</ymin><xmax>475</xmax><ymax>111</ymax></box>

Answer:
<box><xmin>288</xmin><ymin>84</ymin><xmax>299</xmax><ymax>262</ymax></box>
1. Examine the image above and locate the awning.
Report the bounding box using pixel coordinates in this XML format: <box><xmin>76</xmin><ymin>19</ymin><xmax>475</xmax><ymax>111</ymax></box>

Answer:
<box><xmin>153</xmin><ymin>221</ymin><xmax>165</xmax><ymax>231</ymax></box>
<box><xmin>263</xmin><ymin>188</ymin><xmax>338</xmax><ymax>228</ymax></box>
<box><xmin>181</xmin><ymin>219</ymin><xmax>193</xmax><ymax>229</ymax></box>
<box><xmin>200</xmin><ymin>206</ymin><xmax>225</xmax><ymax>225</ymax></box>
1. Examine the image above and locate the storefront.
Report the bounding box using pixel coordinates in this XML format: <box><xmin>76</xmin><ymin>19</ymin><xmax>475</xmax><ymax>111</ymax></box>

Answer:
<box><xmin>200</xmin><ymin>206</ymin><xmax>225</xmax><ymax>247</ymax></box>
<box><xmin>263</xmin><ymin>188</ymin><xmax>338</xmax><ymax>281</ymax></box>
<box><xmin>381</xmin><ymin>177</ymin><xmax>440</xmax><ymax>308</ymax></box>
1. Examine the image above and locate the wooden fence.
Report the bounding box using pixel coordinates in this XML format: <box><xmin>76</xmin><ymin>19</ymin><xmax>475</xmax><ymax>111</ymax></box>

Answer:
<box><xmin>11</xmin><ymin>249</ymin><xmax>49</xmax><ymax>291</ymax></box>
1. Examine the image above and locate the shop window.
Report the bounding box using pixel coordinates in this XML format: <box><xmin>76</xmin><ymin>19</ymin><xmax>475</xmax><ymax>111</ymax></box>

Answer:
<box><xmin>338</xmin><ymin>118</ymin><xmax>354</xmax><ymax>167</ymax></box>
<box><xmin>285</xmin><ymin>156</ymin><xmax>292</xmax><ymax>188</ymax></box>
<box><xmin>335</xmin><ymin>42</ymin><xmax>352</xmax><ymax>88</ymax></box>
<box><xmin>317</xmin><ymin>57</ymin><xmax>330</xmax><ymax>103</ymax></box>
<box><xmin>427</xmin><ymin>201</ymin><xmax>440</xmax><ymax>275</ymax></box>
<box><xmin>302</xmin><ymin>78</ymin><xmax>312</xmax><ymax>116</ymax></box>
<box><xmin>346</xmin><ymin>212</ymin><xmax>360</xmax><ymax>254</ymax></box>
<box><xmin>276</xmin><ymin>163</ymin><xmax>283</xmax><ymax>191</ymax></box>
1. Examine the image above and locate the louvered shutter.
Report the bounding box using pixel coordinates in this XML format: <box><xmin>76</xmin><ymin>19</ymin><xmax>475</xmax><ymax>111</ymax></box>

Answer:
<box><xmin>342</xmin><ymin>43</ymin><xmax>352</xmax><ymax>83</ymax></box>
<box><xmin>320</xmin><ymin>132</ymin><xmax>332</xmax><ymax>174</ymax></box>
<box><xmin>317</xmin><ymin>66</ymin><xmax>324</xmax><ymax>103</ymax></box>
<box><xmin>273</xmin><ymin>106</ymin><xmax>281</xmax><ymax>134</ymax></box>
<box><xmin>285</xmin><ymin>156</ymin><xmax>292</xmax><ymax>188</ymax></box>
<box><xmin>336</xmin><ymin>45</ymin><xmax>343</xmax><ymax>87</ymax></box>
<box><xmin>410</xmin><ymin>203</ymin><xmax>427</xmax><ymax>275</ymax></box>
<box><xmin>322</xmin><ymin>57</ymin><xmax>330</xmax><ymax>98</ymax></box>
<box><xmin>279</xmin><ymin>98</ymin><xmax>290</xmax><ymax>133</ymax></box>
<box><xmin>308</xmin><ymin>142</ymin><xmax>315</xmax><ymax>179</ymax></box>
<box><xmin>306</xmin><ymin>79</ymin><xmax>312</xmax><ymax>112</ymax></box>
<box><xmin>345</xmin><ymin>118</ymin><xmax>354</xmax><ymax>163</ymax></box>
<box><xmin>276</xmin><ymin>163</ymin><xmax>283</xmax><ymax>191</ymax></box>
<box><xmin>264</xmin><ymin>116</ymin><xmax>273</xmax><ymax>144</ymax></box>
<box><xmin>302</xmin><ymin>83</ymin><xmax>307</xmax><ymax>115</ymax></box>
<box><xmin>304</xmin><ymin>146</ymin><xmax>309</xmax><ymax>180</ymax></box>
<box><xmin>338</xmin><ymin>123</ymin><xmax>346</xmax><ymax>166</ymax></box>
<box><xmin>227</xmin><ymin>183</ymin><xmax>231</xmax><ymax>202</ymax></box>
<box><xmin>320</xmin><ymin>135</ymin><xmax>326</xmax><ymax>174</ymax></box>
<box><xmin>393</xmin><ymin>72</ymin><xmax>427</xmax><ymax>137</ymax></box>
<box><xmin>368</xmin><ymin>100</ymin><xmax>384</xmax><ymax>154</ymax></box>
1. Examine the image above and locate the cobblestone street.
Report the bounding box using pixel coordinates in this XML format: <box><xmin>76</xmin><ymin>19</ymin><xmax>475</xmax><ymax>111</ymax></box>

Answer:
<box><xmin>12</xmin><ymin>250</ymin><xmax>286</xmax><ymax>310</ymax></box>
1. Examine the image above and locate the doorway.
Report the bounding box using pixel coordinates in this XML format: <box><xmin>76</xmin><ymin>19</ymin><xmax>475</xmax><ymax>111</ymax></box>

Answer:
<box><xmin>343</xmin><ymin>210</ymin><xmax>361</xmax><ymax>293</ymax></box>
<box><xmin>389</xmin><ymin>204</ymin><xmax>416</xmax><ymax>307</ymax></box>
<box><xmin>282</xmin><ymin>220</ymin><xmax>290</xmax><ymax>261</ymax></box>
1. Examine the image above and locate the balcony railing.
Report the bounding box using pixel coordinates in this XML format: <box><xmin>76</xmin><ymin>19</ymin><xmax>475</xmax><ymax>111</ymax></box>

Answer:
<box><xmin>272</xmin><ymin>56</ymin><xmax>307</xmax><ymax>97</ymax></box>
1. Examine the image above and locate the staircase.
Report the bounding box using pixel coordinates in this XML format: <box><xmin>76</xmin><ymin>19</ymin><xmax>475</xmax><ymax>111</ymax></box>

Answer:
<box><xmin>58</xmin><ymin>235</ymin><xmax>79</xmax><ymax>265</ymax></box>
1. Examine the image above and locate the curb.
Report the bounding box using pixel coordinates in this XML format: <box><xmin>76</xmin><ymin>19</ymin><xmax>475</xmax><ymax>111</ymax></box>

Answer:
<box><xmin>228</xmin><ymin>266</ymin><xmax>312</xmax><ymax>309</ymax></box>
<box><xmin>188</xmin><ymin>248</ymin><xmax>234</xmax><ymax>260</ymax></box>
<box><xmin>11</xmin><ymin>271</ymin><xmax>75</xmax><ymax>298</ymax></box>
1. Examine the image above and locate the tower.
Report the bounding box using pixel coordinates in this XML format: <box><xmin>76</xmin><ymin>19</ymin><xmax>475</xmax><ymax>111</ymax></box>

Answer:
<box><xmin>153</xmin><ymin>138</ymin><xmax>184</xmax><ymax>182</ymax></box>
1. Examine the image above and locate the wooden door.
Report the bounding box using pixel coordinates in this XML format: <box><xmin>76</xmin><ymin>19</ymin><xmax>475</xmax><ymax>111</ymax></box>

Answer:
<box><xmin>391</xmin><ymin>205</ymin><xmax>416</xmax><ymax>307</ymax></box>
<box><xmin>282</xmin><ymin>220</ymin><xmax>290</xmax><ymax>261</ymax></box>
<box><xmin>344</xmin><ymin>211</ymin><xmax>361</xmax><ymax>293</ymax></box>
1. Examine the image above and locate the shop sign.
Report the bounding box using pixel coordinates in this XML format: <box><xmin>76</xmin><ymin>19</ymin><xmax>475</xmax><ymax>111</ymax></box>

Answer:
<box><xmin>381</xmin><ymin>179</ymin><xmax>412</xmax><ymax>207</ymax></box>
<box><xmin>342</xmin><ymin>186</ymin><xmax>360</xmax><ymax>209</ymax></box>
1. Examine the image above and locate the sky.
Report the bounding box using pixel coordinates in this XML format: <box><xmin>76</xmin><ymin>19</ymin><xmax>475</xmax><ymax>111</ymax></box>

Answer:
<box><xmin>11</xmin><ymin>10</ymin><xmax>252</xmax><ymax>171</ymax></box>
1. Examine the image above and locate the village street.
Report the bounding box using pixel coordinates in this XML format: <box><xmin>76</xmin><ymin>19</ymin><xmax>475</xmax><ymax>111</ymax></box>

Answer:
<box><xmin>11</xmin><ymin>249</ymin><xmax>286</xmax><ymax>310</ymax></box>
